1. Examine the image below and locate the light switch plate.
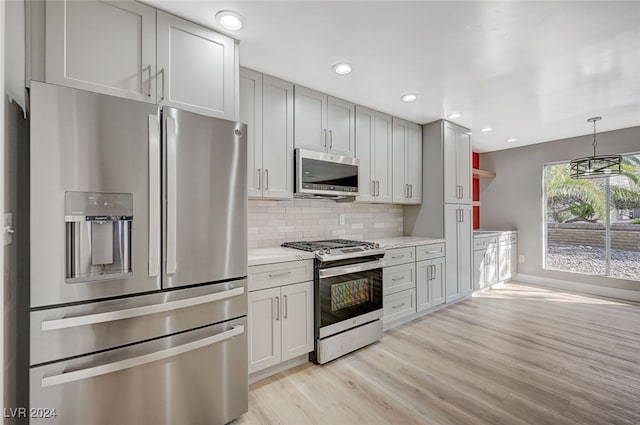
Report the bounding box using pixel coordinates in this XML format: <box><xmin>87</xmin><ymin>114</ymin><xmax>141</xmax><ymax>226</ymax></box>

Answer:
<box><xmin>519</xmin><ymin>255</ymin><xmax>525</xmax><ymax>263</ymax></box>
<box><xmin>4</xmin><ymin>213</ymin><xmax>13</xmax><ymax>246</ymax></box>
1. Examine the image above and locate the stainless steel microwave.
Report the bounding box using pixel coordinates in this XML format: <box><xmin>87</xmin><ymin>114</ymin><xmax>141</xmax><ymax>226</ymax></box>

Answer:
<box><xmin>294</xmin><ymin>149</ymin><xmax>359</xmax><ymax>199</ymax></box>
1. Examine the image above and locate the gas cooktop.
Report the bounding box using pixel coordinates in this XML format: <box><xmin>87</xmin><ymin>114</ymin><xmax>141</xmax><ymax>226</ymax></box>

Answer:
<box><xmin>281</xmin><ymin>239</ymin><xmax>383</xmax><ymax>261</ymax></box>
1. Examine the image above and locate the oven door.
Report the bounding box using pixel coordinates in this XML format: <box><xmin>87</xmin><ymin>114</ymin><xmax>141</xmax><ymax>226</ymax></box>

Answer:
<box><xmin>317</xmin><ymin>260</ymin><xmax>383</xmax><ymax>335</ymax></box>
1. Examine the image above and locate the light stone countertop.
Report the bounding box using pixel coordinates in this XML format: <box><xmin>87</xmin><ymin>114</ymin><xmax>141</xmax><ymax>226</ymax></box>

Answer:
<box><xmin>367</xmin><ymin>236</ymin><xmax>446</xmax><ymax>249</ymax></box>
<box><xmin>248</xmin><ymin>247</ymin><xmax>315</xmax><ymax>267</ymax></box>
<box><xmin>473</xmin><ymin>229</ymin><xmax>518</xmax><ymax>237</ymax></box>
<box><xmin>248</xmin><ymin>236</ymin><xmax>446</xmax><ymax>267</ymax></box>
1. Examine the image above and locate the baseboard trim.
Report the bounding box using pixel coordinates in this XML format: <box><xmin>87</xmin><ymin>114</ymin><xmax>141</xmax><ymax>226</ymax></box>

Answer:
<box><xmin>514</xmin><ymin>273</ymin><xmax>640</xmax><ymax>302</ymax></box>
<box><xmin>248</xmin><ymin>354</ymin><xmax>310</xmax><ymax>385</ymax></box>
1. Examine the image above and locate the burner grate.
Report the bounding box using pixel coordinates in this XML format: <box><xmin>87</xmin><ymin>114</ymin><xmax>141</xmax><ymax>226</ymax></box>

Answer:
<box><xmin>281</xmin><ymin>239</ymin><xmax>368</xmax><ymax>252</ymax></box>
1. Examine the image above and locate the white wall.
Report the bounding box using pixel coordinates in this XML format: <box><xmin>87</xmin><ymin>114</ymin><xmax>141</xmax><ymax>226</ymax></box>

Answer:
<box><xmin>480</xmin><ymin>125</ymin><xmax>640</xmax><ymax>291</ymax></box>
<box><xmin>248</xmin><ymin>199</ymin><xmax>403</xmax><ymax>249</ymax></box>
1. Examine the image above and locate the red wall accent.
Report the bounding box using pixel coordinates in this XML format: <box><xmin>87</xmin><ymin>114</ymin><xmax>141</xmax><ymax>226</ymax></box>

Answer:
<box><xmin>472</xmin><ymin>152</ymin><xmax>480</xmax><ymax>230</ymax></box>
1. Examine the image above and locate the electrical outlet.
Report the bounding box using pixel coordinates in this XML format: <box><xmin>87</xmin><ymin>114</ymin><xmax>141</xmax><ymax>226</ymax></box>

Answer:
<box><xmin>519</xmin><ymin>255</ymin><xmax>525</xmax><ymax>263</ymax></box>
<box><xmin>339</xmin><ymin>214</ymin><xmax>345</xmax><ymax>225</ymax></box>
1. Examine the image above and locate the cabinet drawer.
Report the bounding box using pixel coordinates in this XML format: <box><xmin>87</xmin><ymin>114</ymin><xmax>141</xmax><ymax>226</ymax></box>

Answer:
<box><xmin>473</xmin><ymin>238</ymin><xmax>487</xmax><ymax>250</ymax></box>
<box><xmin>248</xmin><ymin>260</ymin><xmax>314</xmax><ymax>291</ymax></box>
<box><xmin>474</xmin><ymin>236</ymin><xmax>497</xmax><ymax>251</ymax></box>
<box><xmin>383</xmin><ymin>263</ymin><xmax>416</xmax><ymax>295</ymax></box>
<box><xmin>499</xmin><ymin>233</ymin><xmax>518</xmax><ymax>246</ymax></box>
<box><xmin>383</xmin><ymin>289</ymin><xmax>415</xmax><ymax>323</ymax></box>
<box><xmin>383</xmin><ymin>247</ymin><xmax>415</xmax><ymax>267</ymax></box>
<box><xmin>416</xmin><ymin>243</ymin><xmax>445</xmax><ymax>261</ymax></box>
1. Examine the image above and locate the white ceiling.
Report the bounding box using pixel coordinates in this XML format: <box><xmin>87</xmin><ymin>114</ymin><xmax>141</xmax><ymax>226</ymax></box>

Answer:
<box><xmin>144</xmin><ymin>1</ymin><xmax>640</xmax><ymax>153</ymax></box>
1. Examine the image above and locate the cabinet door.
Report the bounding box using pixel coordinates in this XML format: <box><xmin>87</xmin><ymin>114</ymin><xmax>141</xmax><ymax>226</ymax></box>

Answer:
<box><xmin>457</xmin><ymin>129</ymin><xmax>472</xmax><ymax>204</ymax></box>
<box><xmin>157</xmin><ymin>11</ymin><xmax>236</xmax><ymax>119</ymax></box>
<box><xmin>473</xmin><ymin>249</ymin><xmax>486</xmax><ymax>289</ymax></box>
<box><xmin>416</xmin><ymin>260</ymin><xmax>430</xmax><ymax>311</ymax></box>
<box><xmin>444</xmin><ymin>205</ymin><xmax>460</xmax><ymax>302</ymax></box>
<box><xmin>406</xmin><ymin>122</ymin><xmax>422</xmax><ymax>204</ymax></box>
<box><xmin>46</xmin><ymin>0</ymin><xmax>156</xmax><ymax>102</ymax></box>
<box><xmin>280</xmin><ymin>281</ymin><xmax>314</xmax><ymax>362</ymax></box>
<box><xmin>373</xmin><ymin>112</ymin><xmax>394</xmax><ymax>203</ymax></box>
<box><xmin>294</xmin><ymin>86</ymin><xmax>327</xmax><ymax>152</ymax></box>
<box><xmin>248</xmin><ymin>288</ymin><xmax>281</xmax><ymax>374</ymax></box>
<box><xmin>327</xmin><ymin>96</ymin><xmax>355</xmax><ymax>156</ymax></box>
<box><xmin>355</xmin><ymin>106</ymin><xmax>375</xmax><ymax>202</ymax></box>
<box><xmin>240</xmin><ymin>68</ymin><xmax>263</xmax><ymax>198</ymax></box>
<box><xmin>262</xmin><ymin>76</ymin><xmax>294</xmax><ymax>199</ymax></box>
<box><xmin>430</xmin><ymin>257</ymin><xmax>446</xmax><ymax>306</ymax></box>
<box><xmin>392</xmin><ymin>118</ymin><xmax>408</xmax><ymax>203</ymax></box>
<box><xmin>458</xmin><ymin>205</ymin><xmax>474</xmax><ymax>296</ymax></box>
<box><xmin>498</xmin><ymin>244</ymin><xmax>510</xmax><ymax>282</ymax></box>
<box><xmin>443</xmin><ymin>122</ymin><xmax>459</xmax><ymax>204</ymax></box>
<box><xmin>509</xmin><ymin>244</ymin><xmax>518</xmax><ymax>278</ymax></box>
<box><xmin>486</xmin><ymin>247</ymin><xmax>498</xmax><ymax>286</ymax></box>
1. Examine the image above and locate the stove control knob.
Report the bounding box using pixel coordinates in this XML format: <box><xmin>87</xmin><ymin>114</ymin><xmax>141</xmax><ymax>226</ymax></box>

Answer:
<box><xmin>363</xmin><ymin>245</ymin><xmax>370</xmax><ymax>250</ymax></box>
<box><xmin>324</xmin><ymin>248</ymin><xmax>331</xmax><ymax>255</ymax></box>
<box><xmin>374</xmin><ymin>243</ymin><xmax>380</xmax><ymax>249</ymax></box>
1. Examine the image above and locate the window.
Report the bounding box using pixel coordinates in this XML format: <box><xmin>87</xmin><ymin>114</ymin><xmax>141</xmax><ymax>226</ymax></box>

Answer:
<box><xmin>544</xmin><ymin>153</ymin><xmax>640</xmax><ymax>281</ymax></box>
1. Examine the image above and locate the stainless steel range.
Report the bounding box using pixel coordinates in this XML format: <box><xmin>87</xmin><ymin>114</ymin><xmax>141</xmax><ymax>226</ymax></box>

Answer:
<box><xmin>281</xmin><ymin>239</ymin><xmax>384</xmax><ymax>364</ymax></box>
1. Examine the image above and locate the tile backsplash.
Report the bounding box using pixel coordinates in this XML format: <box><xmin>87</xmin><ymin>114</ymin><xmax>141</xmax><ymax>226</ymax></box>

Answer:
<box><xmin>248</xmin><ymin>199</ymin><xmax>403</xmax><ymax>249</ymax></box>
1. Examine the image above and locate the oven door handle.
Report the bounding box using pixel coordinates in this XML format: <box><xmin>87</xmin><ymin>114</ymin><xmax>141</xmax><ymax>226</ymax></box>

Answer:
<box><xmin>318</xmin><ymin>260</ymin><xmax>384</xmax><ymax>278</ymax></box>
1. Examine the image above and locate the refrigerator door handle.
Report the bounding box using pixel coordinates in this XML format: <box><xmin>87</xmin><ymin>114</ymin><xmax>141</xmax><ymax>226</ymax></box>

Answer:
<box><xmin>148</xmin><ymin>115</ymin><xmax>161</xmax><ymax>278</ymax></box>
<box><xmin>165</xmin><ymin>116</ymin><xmax>178</xmax><ymax>275</ymax></box>
<box><xmin>41</xmin><ymin>324</ymin><xmax>245</xmax><ymax>388</ymax></box>
<box><xmin>41</xmin><ymin>285</ymin><xmax>245</xmax><ymax>331</ymax></box>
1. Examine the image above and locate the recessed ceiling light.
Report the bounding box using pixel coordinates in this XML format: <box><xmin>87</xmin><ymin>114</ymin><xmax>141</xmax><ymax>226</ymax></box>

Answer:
<box><xmin>215</xmin><ymin>10</ymin><xmax>245</xmax><ymax>31</ymax></box>
<box><xmin>505</xmin><ymin>138</ymin><xmax>517</xmax><ymax>143</ymax></box>
<box><xmin>332</xmin><ymin>63</ymin><xmax>352</xmax><ymax>75</ymax></box>
<box><xmin>447</xmin><ymin>113</ymin><xmax>462</xmax><ymax>119</ymax></box>
<box><xmin>480</xmin><ymin>127</ymin><xmax>493</xmax><ymax>132</ymax></box>
<box><xmin>401</xmin><ymin>93</ymin><xmax>418</xmax><ymax>103</ymax></box>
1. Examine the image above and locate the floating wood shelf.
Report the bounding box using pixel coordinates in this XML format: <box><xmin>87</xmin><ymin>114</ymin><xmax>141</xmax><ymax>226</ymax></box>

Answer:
<box><xmin>473</xmin><ymin>201</ymin><xmax>481</xmax><ymax>207</ymax></box>
<box><xmin>472</xmin><ymin>168</ymin><xmax>496</xmax><ymax>179</ymax></box>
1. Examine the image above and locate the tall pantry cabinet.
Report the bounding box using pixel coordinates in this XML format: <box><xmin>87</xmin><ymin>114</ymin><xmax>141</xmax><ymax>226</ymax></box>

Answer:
<box><xmin>404</xmin><ymin>120</ymin><xmax>473</xmax><ymax>303</ymax></box>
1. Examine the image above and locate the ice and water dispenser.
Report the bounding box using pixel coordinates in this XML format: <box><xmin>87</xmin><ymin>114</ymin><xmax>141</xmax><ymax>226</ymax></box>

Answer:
<box><xmin>65</xmin><ymin>192</ymin><xmax>133</xmax><ymax>283</ymax></box>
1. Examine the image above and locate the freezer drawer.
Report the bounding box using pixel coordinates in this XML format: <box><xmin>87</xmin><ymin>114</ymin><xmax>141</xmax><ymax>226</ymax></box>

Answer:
<box><xmin>31</xmin><ymin>279</ymin><xmax>247</xmax><ymax>365</ymax></box>
<box><xmin>30</xmin><ymin>317</ymin><xmax>248</xmax><ymax>425</ymax></box>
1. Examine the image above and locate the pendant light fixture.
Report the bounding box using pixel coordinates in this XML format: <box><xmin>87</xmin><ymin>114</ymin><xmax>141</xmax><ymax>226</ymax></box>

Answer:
<box><xmin>570</xmin><ymin>117</ymin><xmax>622</xmax><ymax>179</ymax></box>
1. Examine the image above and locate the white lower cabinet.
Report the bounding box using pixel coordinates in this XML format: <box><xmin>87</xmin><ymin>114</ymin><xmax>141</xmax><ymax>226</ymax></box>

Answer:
<box><xmin>444</xmin><ymin>204</ymin><xmax>473</xmax><ymax>302</ymax></box>
<box><xmin>498</xmin><ymin>233</ymin><xmax>518</xmax><ymax>282</ymax></box>
<box><xmin>383</xmin><ymin>290</ymin><xmax>415</xmax><ymax>323</ymax></box>
<box><xmin>248</xmin><ymin>261</ymin><xmax>313</xmax><ymax>375</ymax></box>
<box><xmin>416</xmin><ymin>256</ymin><xmax>446</xmax><ymax>311</ymax></box>
<box><xmin>473</xmin><ymin>232</ymin><xmax>518</xmax><ymax>290</ymax></box>
<box><xmin>382</xmin><ymin>248</ymin><xmax>416</xmax><ymax>324</ymax></box>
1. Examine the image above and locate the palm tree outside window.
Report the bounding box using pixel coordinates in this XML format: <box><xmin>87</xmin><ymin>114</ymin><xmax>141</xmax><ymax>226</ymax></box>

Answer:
<box><xmin>544</xmin><ymin>153</ymin><xmax>640</xmax><ymax>281</ymax></box>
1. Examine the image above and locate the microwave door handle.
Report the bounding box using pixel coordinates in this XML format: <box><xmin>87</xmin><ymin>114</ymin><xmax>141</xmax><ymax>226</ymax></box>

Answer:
<box><xmin>148</xmin><ymin>115</ymin><xmax>160</xmax><ymax>277</ymax></box>
<box><xmin>165</xmin><ymin>116</ymin><xmax>178</xmax><ymax>275</ymax></box>
<box><xmin>41</xmin><ymin>325</ymin><xmax>245</xmax><ymax>388</ymax></box>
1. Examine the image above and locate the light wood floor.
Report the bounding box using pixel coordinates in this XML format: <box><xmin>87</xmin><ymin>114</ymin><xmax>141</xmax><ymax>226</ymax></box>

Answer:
<box><xmin>235</xmin><ymin>283</ymin><xmax>640</xmax><ymax>425</ymax></box>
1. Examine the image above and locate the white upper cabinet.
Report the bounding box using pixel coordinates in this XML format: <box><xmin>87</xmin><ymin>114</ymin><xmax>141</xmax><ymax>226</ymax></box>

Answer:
<box><xmin>326</xmin><ymin>96</ymin><xmax>356</xmax><ymax>156</ymax></box>
<box><xmin>240</xmin><ymin>68</ymin><xmax>263</xmax><ymax>198</ymax></box>
<box><xmin>45</xmin><ymin>0</ymin><xmax>157</xmax><ymax>102</ymax></box>
<box><xmin>157</xmin><ymin>11</ymin><xmax>237</xmax><ymax>119</ymax></box>
<box><xmin>443</xmin><ymin>121</ymin><xmax>472</xmax><ymax>204</ymax></box>
<box><xmin>294</xmin><ymin>86</ymin><xmax>355</xmax><ymax>156</ymax></box>
<box><xmin>240</xmin><ymin>68</ymin><xmax>293</xmax><ymax>200</ymax></box>
<box><xmin>392</xmin><ymin>118</ymin><xmax>423</xmax><ymax>204</ymax></box>
<box><xmin>406</xmin><ymin>122</ymin><xmax>423</xmax><ymax>205</ymax></box>
<box><xmin>262</xmin><ymin>75</ymin><xmax>294</xmax><ymax>199</ymax></box>
<box><xmin>43</xmin><ymin>1</ymin><xmax>238</xmax><ymax>116</ymax></box>
<box><xmin>355</xmin><ymin>106</ymin><xmax>392</xmax><ymax>203</ymax></box>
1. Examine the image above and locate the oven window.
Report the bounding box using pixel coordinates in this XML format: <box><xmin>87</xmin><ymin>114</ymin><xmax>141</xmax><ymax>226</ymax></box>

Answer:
<box><xmin>331</xmin><ymin>278</ymin><xmax>372</xmax><ymax>311</ymax></box>
<box><xmin>319</xmin><ymin>268</ymin><xmax>383</xmax><ymax>329</ymax></box>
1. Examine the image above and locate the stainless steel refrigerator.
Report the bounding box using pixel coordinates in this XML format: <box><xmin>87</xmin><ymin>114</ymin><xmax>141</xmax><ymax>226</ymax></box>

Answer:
<box><xmin>27</xmin><ymin>81</ymin><xmax>248</xmax><ymax>424</ymax></box>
